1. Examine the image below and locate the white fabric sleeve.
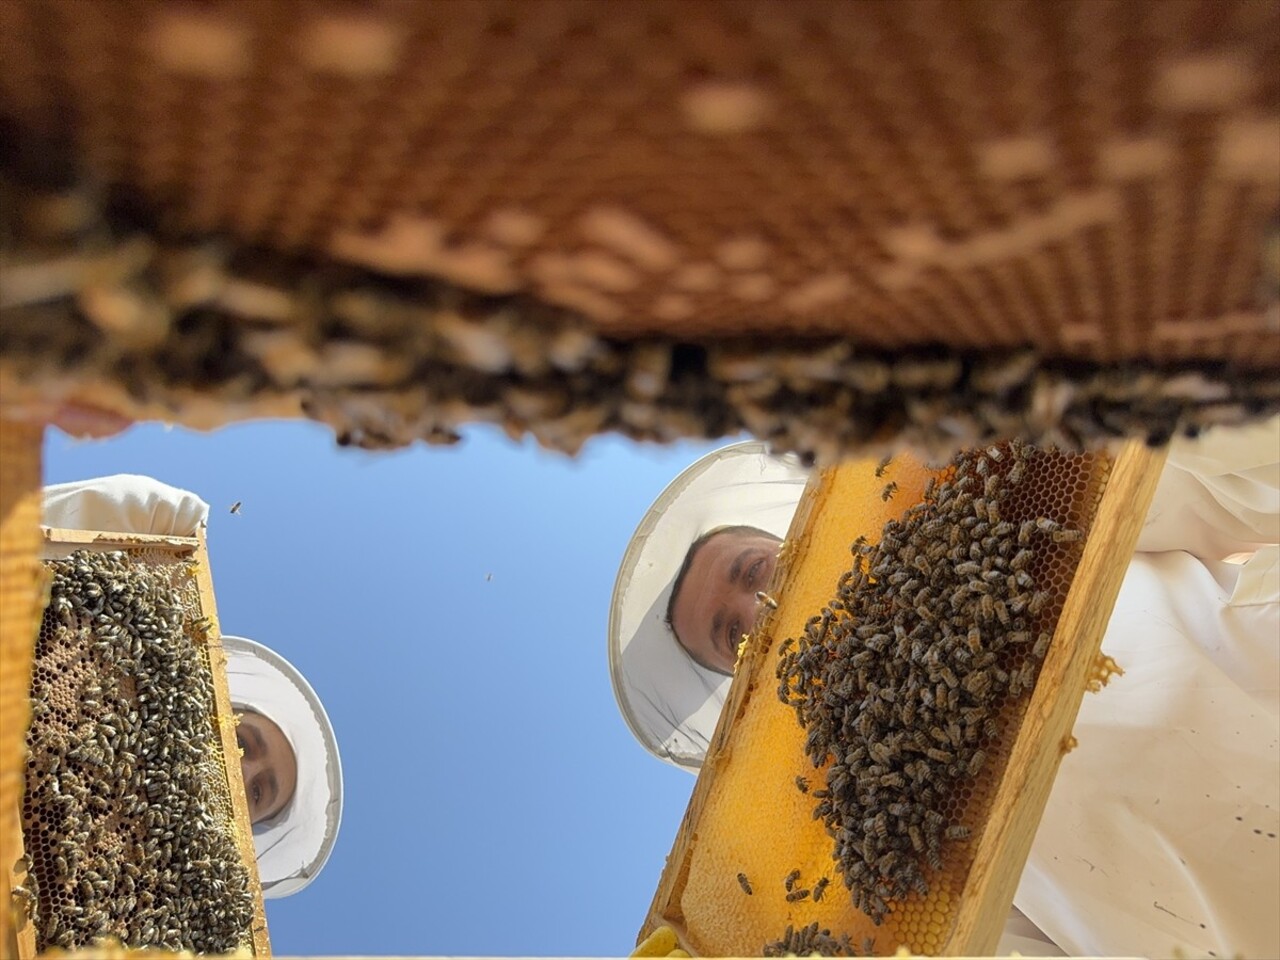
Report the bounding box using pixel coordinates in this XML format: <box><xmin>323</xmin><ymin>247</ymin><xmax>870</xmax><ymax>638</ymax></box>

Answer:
<box><xmin>1137</xmin><ymin>415</ymin><xmax>1280</xmax><ymax>560</ymax></box>
<box><xmin>42</xmin><ymin>475</ymin><xmax>211</xmax><ymax>537</ymax></box>
<box><xmin>1015</xmin><ymin>552</ymin><xmax>1280</xmax><ymax>959</ymax></box>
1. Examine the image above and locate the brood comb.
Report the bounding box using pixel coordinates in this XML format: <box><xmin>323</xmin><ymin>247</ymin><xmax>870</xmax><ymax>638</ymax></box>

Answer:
<box><xmin>1</xmin><ymin>0</ymin><xmax>1277</xmax><ymax>460</ymax></box>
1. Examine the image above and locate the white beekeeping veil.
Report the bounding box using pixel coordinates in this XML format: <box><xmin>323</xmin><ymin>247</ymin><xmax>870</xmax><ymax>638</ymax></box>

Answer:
<box><xmin>223</xmin><ymin>636</ymin><xmax>344</xmax><ymax>898</ymax></box>
<box><xmin>608</xmin><ymin>441</ymin><xmax>810</xmax><ymax>773</ymax></box>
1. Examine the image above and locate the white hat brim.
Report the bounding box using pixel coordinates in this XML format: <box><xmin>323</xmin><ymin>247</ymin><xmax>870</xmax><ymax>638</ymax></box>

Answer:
<box><xmin>223</xmin><ymin>635</ymin><xmax>343</xmax><ymax>898</ymax></box>
<box><xmin>607</xmin><ymin>441</ymin><xmax>810</xmax><ymax>772</ymax></box>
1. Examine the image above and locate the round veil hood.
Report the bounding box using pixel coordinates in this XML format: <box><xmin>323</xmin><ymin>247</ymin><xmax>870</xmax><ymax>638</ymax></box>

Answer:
<box><xmin>223</xmin><ymin>636</ymin><xmax>343</xmax><ymax>898</ymax></box>
<box><xmin>608</xmin><ymin>441</ymin><xmax>810</xmax><ymax>773</ymax></box>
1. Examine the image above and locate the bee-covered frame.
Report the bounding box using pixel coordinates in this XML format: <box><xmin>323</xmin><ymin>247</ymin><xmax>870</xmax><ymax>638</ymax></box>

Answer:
<box><xmin>4</xmin><ymin>526</ymin><xmax>270</xmax><ymax>959</ymax></box>
<box><xmin>640</xmin><ymin>441</ymin><xmax>1166</xmax><ymax>957</ymax></box>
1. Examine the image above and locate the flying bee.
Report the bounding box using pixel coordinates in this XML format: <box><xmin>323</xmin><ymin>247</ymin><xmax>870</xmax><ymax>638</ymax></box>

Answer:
<box><xmin>737</xmin><ymin>872</ymin><xmax>753</xmax><ymax>895</ymax></box>
<box><xmin>875</xmin><ymin>455</ymin><xmax>892</xmax><ymax>478</ymax></box>
<box><xmin>229</xmin><ymin>501</ymin><xmax>242</xmax><ymax>515</ymax></box>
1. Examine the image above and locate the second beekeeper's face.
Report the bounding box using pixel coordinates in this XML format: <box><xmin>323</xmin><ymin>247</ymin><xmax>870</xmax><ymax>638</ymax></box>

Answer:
<box><xmin>237</xmin><ymin>710</ymin><xmax>298</xmax><ymax>825</ymax></box>
<box><xmin>670</xmin><ymin>528</ymin><xmax>782</xmax><ymax>675</ymax></box>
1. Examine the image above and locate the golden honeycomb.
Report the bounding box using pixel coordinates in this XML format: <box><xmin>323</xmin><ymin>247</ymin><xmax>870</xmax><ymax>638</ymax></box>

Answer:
<box><xmin>18</xmin><ymin>544</ymin><xmax>258</xmax><ymax>954</ymax></box>
<box><xmin>655</xmin><ymin>444</ymin><xmax>1110</xmax><ymax>956</ymax></box>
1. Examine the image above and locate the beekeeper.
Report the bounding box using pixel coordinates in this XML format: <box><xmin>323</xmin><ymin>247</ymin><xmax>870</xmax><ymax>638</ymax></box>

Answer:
<box><xmin>609</xmin><ymin>420</ymin><xmax>1280</xmax><ymax>959</ymax></box>
<box><xmin>42</xmin><ymin>474</ymin><xmax>344</xmax><ymax>899</ymax></box>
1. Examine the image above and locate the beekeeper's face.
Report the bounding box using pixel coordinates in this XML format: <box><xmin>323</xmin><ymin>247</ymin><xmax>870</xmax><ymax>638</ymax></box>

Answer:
<box><xmin>237</xmin><ymin>710</ymin><xmax>298</xmax><ymax>824</ymax></box>
<box><xmin>670</xmin><ymin>527</ymin><xmax>782</xmax><ymax>675</ymax></box>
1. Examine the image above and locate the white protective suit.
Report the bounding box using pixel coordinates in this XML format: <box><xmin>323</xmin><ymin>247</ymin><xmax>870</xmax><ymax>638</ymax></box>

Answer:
<box><xmin>42</xmin><ymin>475</ymin><xmax>344</xmax><ymax>899</ymax></box>
<box><xmin>609</xmin><ymin>419</ymin><xmax>1280</xmax><ymax>959</ymax></box>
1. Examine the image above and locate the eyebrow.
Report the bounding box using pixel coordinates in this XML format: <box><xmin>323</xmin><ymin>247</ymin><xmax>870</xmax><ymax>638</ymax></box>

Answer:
<box><xmin>241</xmin><ymin>723</ymin><xmax>265</xmax><ymax>755</ymax></box>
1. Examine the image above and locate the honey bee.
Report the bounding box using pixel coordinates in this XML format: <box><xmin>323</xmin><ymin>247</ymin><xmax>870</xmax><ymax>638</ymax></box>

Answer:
<box><xmin>1052</xmin><ymin>528</ymin><xmax>1083</xmax><ymax>543</ymax></box>
<box><xmin>786</xmin><ymin>888</ymin><xmax>812</xmax><ymax>902</ymax></box>
<box><xmin>881</xmin><ymin>481</ymin><xmax>899</xmax><ymax>501</ymax></box>
<box><xmin>875</xmin><ymin>455</ymin><xmax>892</xmax><ymax>478</ymax></box>
<box><xmin>756</xmin><ymin>591</ymin><xmax>779</xmax><ymax>609</ymax></box>
<box><xmin>794</xmin><ymin>775</ymin><xmax>810</xmax><ymax>793</ymax></box>
<box><xmin>737</xmin><ymin>872</ymin><xmax>753</xmax><ymax>895</ymax></box>
<box><xmin>11</xmin><ymin>883</ymin><xmax>37</xmax><ymax>915</ymax></box>
<box><xmin>228</xmin><ymin>501</ymin><xmax>242</xmax><ymax>515</ymax></box>
<box><xmin>784</xmin><ymin>868</ymin><xmax>801</xmax><ymax>891</ymax></box>
<box><xmin>945</xmin><ymin>824</ymin><xmax>972</xmax><ymax>840</ymax></box>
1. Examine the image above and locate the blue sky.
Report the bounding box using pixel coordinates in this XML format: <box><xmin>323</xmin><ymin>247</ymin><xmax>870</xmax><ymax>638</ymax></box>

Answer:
<box><xmin>43</xmin><ymin>420</ymin><xmax>731</xmax><ymax>956</ymax></box>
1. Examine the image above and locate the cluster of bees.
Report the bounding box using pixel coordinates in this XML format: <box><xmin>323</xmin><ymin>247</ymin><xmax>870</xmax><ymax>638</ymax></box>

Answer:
<box><xmin>3</xmin><ymin>150</ymin><xmax>1276</xmax><ymax>463</ymax></box>
<box><xmin>762</xmin><ymin>921</ymin><xmax>875</xmax><ymax>958</ymax></box>
<box><xmin>20</xmin><ymin>550</ymin><xmax>254</xmax><ymax>953</ymax></box>
<box><xmin>776</xmin><ymin>441</ymin><xmax>1081</xmax><ymax>925</ymax></box>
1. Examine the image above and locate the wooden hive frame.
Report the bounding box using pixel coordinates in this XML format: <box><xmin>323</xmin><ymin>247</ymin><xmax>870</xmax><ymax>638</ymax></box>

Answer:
<box><xmin>640</xmin><ymin>440</ymin><xmax>1166</xmax><ymax>957</ymax></box>
<box><xmin>3</xmin><ymin>516</ymin><xmax>270</xmax><ymax>958</ymax></box>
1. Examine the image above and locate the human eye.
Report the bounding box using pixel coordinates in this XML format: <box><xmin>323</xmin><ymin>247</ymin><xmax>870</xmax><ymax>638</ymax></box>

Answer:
<box><xmin>747</xmin><ymin>557</ymin><xmax>765</xmax><ymax>586</ymax></box>
<box><xmin>251</xmin><ymin>782</ymin><xmax>262</xmax><ymax>805</ymax></box>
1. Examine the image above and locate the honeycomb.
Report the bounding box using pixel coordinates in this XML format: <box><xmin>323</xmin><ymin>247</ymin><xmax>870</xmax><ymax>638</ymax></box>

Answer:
<box><xmin>1</xmin><ymin>0</ymin><xmax>1278</xmax><ymax>459</ymax></box>
<box><xmin>654</xmin><ymin>444</ymin><xmax>1109</xmax><ymax>957</ymax></box>
<box><xmin>18</xmin><ymin>547</ymin><xmax>256</xmax><ymax>954</ymax></box>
